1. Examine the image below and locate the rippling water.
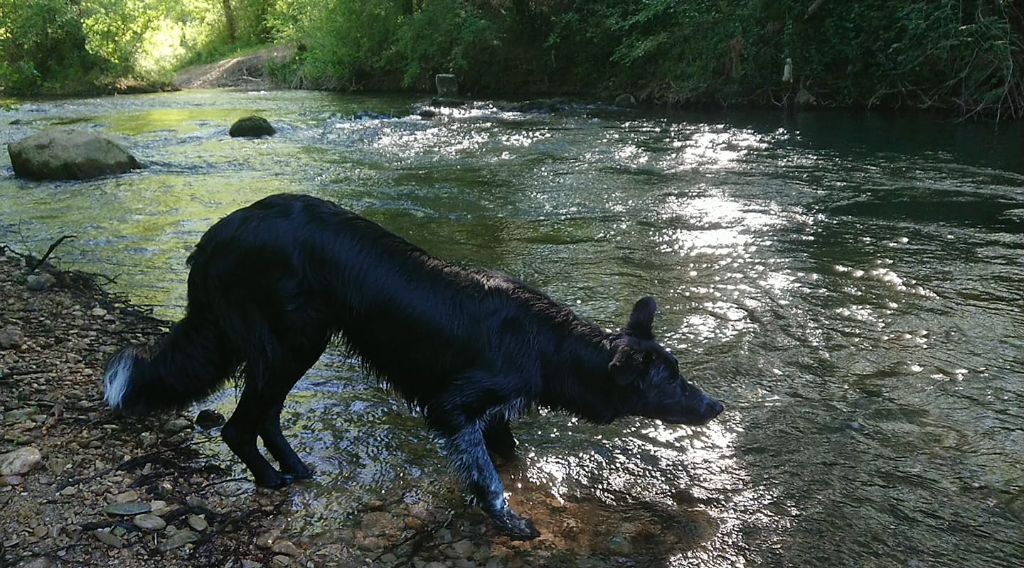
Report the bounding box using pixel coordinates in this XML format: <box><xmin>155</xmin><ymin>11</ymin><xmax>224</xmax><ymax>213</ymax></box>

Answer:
<box><xmin>2</xmin><ymin>91</ymin><xmax>1023</xmax><ymax>566</ymax></box>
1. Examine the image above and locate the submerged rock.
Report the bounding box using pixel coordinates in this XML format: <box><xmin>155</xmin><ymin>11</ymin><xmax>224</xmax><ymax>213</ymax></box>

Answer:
<box><xmin>8</xmin><ymin>129</ymin><xmax>142</xmax><ymax>180</ymax></box>
<box><xmin>229</xmin><ymin>115</ymin><xmax>276</xmax><ymax>138</ymax></box>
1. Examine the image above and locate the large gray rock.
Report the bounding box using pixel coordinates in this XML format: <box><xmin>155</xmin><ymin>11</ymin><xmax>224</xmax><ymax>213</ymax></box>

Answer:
<box><xmin>8</xmin><ymin>129</ymin><xmax>142</xmax><ymax>180</ymax></box>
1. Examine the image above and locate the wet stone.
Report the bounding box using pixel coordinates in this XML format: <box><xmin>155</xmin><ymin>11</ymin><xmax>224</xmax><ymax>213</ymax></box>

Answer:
<box><xmin>164</xmin><ymin>418</ymin><xmax>191</xmax><ymax>434</ymax></box>
<box><xmin>271</xmin><ymin>540</ymin><xmax>301</xmax><ymax>556</ymax></box>
<box><xmin>103</xmin><ymin>501</ymin><xmax>150</xmax><ymax>516</ymax></box>
<box><xmin>195</xmin><ymin>408</ymin><xmax>225</xmax><ymax>430</ymax></box>
<box><xmin>25</xmin><ymin>274</ymin><xmax>56</xmax><ymax>292</ymax></box>
<box><xmin>93</xmin><ymin>529</ymin><xmax>124</xmax><ymax>548</ymax></box>
<box><xmin>134</xmin><ymin>513</ymin><xmax>167</xmax><ymax>531</ymax></box>
<box><xmin>271</xmin><ymin>555</ymin><xmax>292</xmax><ymax>567</ymax></box>
<box><xmin>187</xmin><ymin>514</ymin><xmax>209</xmax><ymax>532</ymax></box>
<box><xmin>112</xmin><ymin>490</ymin><xmax>139</xmax><ymax>503</ymax></box>
<box><xmin>161</xmin><ymin>529</ymin><xmax>199</xmax><ymax>551</ymax></box>
<box><xmin>0</xmin><ymin>447</ymin><xmax>42</xmax><ymax>475</ymax></box>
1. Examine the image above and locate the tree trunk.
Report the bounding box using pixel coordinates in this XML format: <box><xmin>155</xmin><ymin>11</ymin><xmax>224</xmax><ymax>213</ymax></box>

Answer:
<box><xmin>222</xmin><ymin>0</ymin><xmax>237</xmax><ymax>43</ymax></box>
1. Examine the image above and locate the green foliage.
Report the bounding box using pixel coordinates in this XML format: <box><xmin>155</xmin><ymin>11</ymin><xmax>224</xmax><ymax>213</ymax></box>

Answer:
<box><xmin>299</xmin><ymin>0</ymin><xmax>404</xmax><ymax>89</ymax></box>
<box><xmin>81</xmin><ymin>0</ymin><xmax>163</xmax><ymax>76</ymax></box>
<box><xmin>0</xmin><ymin>0</ymin><xmax>98</xmax><ymax>93</ymax></box>
<box><xmin>394</xmin><ymin>0</ymin><xmax>497</xmax><ymax>89</ymax></box>
<box><xmin>1</xmin><ymin>0</ymin><xmax>1021</xmax><ymax>118</ymax></box>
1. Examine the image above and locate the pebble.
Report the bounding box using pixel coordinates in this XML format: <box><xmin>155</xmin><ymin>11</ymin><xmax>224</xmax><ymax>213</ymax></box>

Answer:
<box><xmin>271</xmin><ymin>555</ymin><xmax>292</xmax><ymax>567</ymax></box>
<box><xmin>112</xmin><ymin>490</ymin><xmax>139</xmax><ymax>503</ymax></box>
<box><xmin>89</xmin><ymin>307</ymin><xmax>108</xmax><ymax>317</ymax></box>
<box><xmin>161</xmin><ymin>529</ymin><xmax>199</xmax><ymax>551</ymax></box>
<box><xmin>195</xmin><ymin>408</ymin><xmax>225</xmax><ymax>430</ymax></box>
<box><xmin>133</xmin><ymin>513</ymin><xmax>167</xmax><ymax>531</ymax></box>
<box><xmin>256</xmin><ymin>530</ymin><xmax>279</xmax><ymax>549</ymax></box>
<box><xmin>103</xmin><ymin>501</ymin><xmax>150</xmax><ymax>516</ymax></box>
<box><xmin>149</xmin><ymin>499</ymin><xmax>169</xmax><ymax>515</ymax></box>
<box><xmin>451</xmin><ymin>539</ymin><xmax>475</xmax><ymax>558</ymax></box>
<box><xmin>0</xmin><ymin>446</ymin><xmax>42</xmax><ymax>475</ymax></box>
<box><xmin>187</xmin><ymin>514</ymin><xmax>209</xmax><ymax>532</ymax></box>
<box><xmin>0</xmin><ymin>475</ymin><xmax>23</xmax><ymax>486</ymax></box>
<box><xmin>93</xmin><ymin>529</ymin><xmax>124</xmax><ymax>548</ymax></box>
<box><xmin>25</xmin><ymin>273</ymin><xmax>56</xmax><ymax>291</ymax></box>
<box><xmin>164</xmin><ymin>418</ymin><xmax>191</xmax><ymax>434</ymax></box>
<box><xmin>607</xmin><ymin>534</ymin><xmax>631</xmax><ymax>555</ymax></box>
<box><xmin>16</xmin><ymin>557</ymin><xmax>56</xmax><ymax>568</ymax></box>
<box><xmin>272</xmin><ymin>540</ymin><xmax>301</xmax><ymax>556</ymax></box>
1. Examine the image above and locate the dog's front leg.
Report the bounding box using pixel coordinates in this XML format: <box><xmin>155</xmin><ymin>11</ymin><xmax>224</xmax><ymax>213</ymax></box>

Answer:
<box><xmin>445</xmin><ymin>423</ymin><xmax>539</xmax><ymax>540</ymax></box>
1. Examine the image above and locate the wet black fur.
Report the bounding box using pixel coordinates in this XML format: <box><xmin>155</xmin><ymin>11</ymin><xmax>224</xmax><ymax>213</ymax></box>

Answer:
<box><xmin>109</xmin><ymin>193</ymin><xmax>723</xmax><ymax>539</ymax></box>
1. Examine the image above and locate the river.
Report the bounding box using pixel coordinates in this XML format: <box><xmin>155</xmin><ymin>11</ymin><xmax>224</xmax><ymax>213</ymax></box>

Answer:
<box><xmin>2</xmin><ymin>90</ymin><xmax>1022</xmax><ymax>567</ymax></box>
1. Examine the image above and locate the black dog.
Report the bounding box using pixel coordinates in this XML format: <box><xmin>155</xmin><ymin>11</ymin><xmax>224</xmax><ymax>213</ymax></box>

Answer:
<box><xmin>103</xmin><ymin>193</ymin><xmax>724</xmax><ymax>539</ymax></box>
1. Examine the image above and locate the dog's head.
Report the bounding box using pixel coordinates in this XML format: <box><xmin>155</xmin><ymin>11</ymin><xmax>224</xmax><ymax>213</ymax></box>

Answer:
<box><xmin>608</xmin><ymin>297</ymin><xmax>724</xmax><ymax>426</ymax></box>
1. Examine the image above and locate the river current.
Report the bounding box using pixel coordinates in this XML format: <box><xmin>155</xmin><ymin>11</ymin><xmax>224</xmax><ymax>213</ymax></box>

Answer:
<box><xmin>2</xmin><ymin>90</ymin><xmax>1022</xmax><ymax>566</ymax></box>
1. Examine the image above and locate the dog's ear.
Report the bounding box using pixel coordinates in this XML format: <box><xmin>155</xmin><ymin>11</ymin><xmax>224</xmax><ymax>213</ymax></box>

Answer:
<box><xmin>609</xmin><ymin>346</ymin><xmax>642</xmax><ymax>386</ymax></box>
<box><xmin>624</xmin><ymin>296</ymin><xmax>657</xmax><ymax>339</ymax></box>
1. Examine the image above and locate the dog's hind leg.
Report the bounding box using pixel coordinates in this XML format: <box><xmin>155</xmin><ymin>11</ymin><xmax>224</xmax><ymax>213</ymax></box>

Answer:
<box><xmin>221</xmin><ymin>381</ymin><xmax>290</xmax><ymax>489</ymax></box>
<box><xmin>259</xmin><ymin>401</ymin><xmax>313</xmax><ymax>480</ymax></box>
<box><xmin>223</xmin><ymin>325</ymin><xmax>327</xmax><ymax>489</ymax></box>
<box><xmin>483</xmin><ymin>417</ymin><xmax>518</xmax><ymax>464</ymax></box>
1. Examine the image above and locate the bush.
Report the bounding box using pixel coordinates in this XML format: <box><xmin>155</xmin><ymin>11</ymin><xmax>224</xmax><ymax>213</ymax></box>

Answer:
<box><xmin>0</xmin><ymin>0</ymin><xmax>99</xmax><ymax>93</ymax></box>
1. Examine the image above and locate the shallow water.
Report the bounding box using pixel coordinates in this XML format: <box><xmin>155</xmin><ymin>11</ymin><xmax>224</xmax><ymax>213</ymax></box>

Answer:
<box><xmin>2</xmin><ymin>90</ymin><xmax>1023</xmax><ymax>566</ymax></box>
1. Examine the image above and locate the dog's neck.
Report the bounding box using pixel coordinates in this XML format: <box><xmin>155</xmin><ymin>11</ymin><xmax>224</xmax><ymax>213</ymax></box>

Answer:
<box><xmin>538</xmin><ymin>326</ymin><xmax>628</xmax><ymax>424</ymax></box>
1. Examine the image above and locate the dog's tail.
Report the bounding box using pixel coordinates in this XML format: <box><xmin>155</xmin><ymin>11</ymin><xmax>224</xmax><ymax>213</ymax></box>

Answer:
<box><xmin>103</xmin><ymin>314</ymin><xmax>238</xmax><ymax>414</ymax></box>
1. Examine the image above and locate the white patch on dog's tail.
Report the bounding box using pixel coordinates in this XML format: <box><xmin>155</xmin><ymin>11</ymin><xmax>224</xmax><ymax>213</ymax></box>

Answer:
<box><xmin>103</xmin><ymin>348</ymin><xmax>137</xmax><ymax>410</ymax></box>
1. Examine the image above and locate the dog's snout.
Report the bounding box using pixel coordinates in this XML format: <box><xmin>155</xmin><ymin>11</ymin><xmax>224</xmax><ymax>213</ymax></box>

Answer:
<box><xmin>705</xmin><ymin>396</ymin><xmax>725</xmax><ymax>418</ymax></box>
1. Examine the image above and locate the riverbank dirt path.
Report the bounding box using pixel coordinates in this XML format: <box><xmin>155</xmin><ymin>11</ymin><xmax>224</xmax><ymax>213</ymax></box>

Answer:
<box><xmin>173</xmin><ymin>45</ymin><xmax>296</xmax><ymax>90</ymax></box>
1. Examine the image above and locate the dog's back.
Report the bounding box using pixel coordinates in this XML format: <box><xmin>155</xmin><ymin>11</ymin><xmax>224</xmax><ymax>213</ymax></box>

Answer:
<box><xmin>185</xmin><ymin>193</ymin><xmax>579</xmax><ymax>409</ymax></box>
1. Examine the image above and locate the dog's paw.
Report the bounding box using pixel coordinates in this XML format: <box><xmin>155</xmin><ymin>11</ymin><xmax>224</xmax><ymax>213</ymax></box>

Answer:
<box><xmin>254</xmin><ymin>472</ymin><xmax>291</xmax><ymax>490</ymax></box>
<box><xmin>492</xmin><ymin>509</ymin><xmax>540</xmax><ymax>541</ymax></box>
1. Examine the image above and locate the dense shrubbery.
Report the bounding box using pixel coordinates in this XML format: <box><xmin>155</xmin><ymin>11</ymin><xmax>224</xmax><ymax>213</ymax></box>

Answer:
<box><xmin>2</xmin><ymin>0</ymin><xmax>1022</xmax><ymax>119</ymax></box>
<box><xmin>285</xmin><ymin>0</ymin><xmax>1024</xmax><ymax>119</ymax></box>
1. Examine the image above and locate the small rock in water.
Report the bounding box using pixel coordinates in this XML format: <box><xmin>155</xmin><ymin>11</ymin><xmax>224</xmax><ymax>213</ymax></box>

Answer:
<box><xmin>103</xmin><ymin>501</ymin><xmax>150</xmax><ymax>516</ymax></box>
<box><xmin>271</xmin><ymin>555</ymin><xmax>292</xmax><ymax>567</ymax></box>
<box><xmin>229</xmin><ymin>115</ymin><xmax>276</xmax><ymax>138</ymax></box>
<box><xmin>161</xmin><ymin>529</ymin><xmax>199</xmax><ymax>551</ymax></box>
<box><xmin>0</xmin><ymin>326</ymin><xmax>25</xmax><ymax>349</ymax></box>
<box><xmin>25</xmin><ymin>273</ymin><xmax>56</xmax><ymax>292</ymax></box>
<box><xmin>89</xmin><ymin>307</ymin><xmax>108</xmax><ymax>317</ymax></box>
<box><xmin>0</xmin><ymin>446</ymin><xmax>42</xmax><ymax>475</ymax></box>
<box><xmin>195</xmin><ymin>409</ymin><xmax>225</xmax><ymax>430</ymax></box>
<box><xmin>133</xmin><ymin>513</ymin><xmax>167</xmax><ymax>531</ymax></box>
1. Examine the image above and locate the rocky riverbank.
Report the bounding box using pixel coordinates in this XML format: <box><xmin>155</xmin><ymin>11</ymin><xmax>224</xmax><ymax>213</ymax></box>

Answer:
<box><xmin>0</xmin><ymin>246</ymin><xmax>649</xmax><ymax>568</ymax></box>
